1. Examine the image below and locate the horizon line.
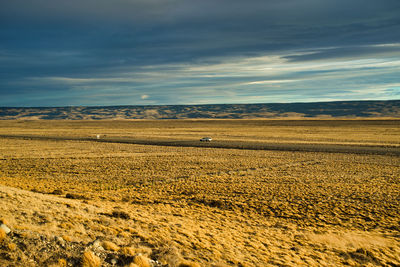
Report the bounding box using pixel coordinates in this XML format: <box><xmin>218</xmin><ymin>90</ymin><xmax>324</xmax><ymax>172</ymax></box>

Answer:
<box><xmin>1</xmin><ymin>99</ymin><xmax>399</xmax><ymax>109</ymax></box>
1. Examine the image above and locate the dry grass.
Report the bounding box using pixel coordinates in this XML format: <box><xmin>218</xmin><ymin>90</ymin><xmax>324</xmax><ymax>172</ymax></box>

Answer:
<box><xmin>0</xmin><ymin>120</ymin><xmax>399</xmax><ymax>266</ymax></box>
<box><xmin>0</xmin><ymin>119</ymin><xmax>399</xmax><ymax>146</ymax></box>
<box><xmin>133</xmin><ymin>255</ymin><xmax>151</xmax><ymax>267</ymax></box>
<box><xmin>102</xmin><ymin>241</ymin><xmax>120</xmax><ymax>252</ymax></box>
<box><xmin>0</xmin><ymin>228</ymin><xmax>6</xmax><ymax>242</ymax></box>
<box><xmin>81</xmin><ymin>251</ymin><xmax>101</xmax><ymax>267</ymax></box>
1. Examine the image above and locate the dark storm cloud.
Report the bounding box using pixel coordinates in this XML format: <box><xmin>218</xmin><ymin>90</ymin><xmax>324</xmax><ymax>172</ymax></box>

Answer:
<box><xmin>2</xmin><ymin>0</ymin><xmax>398</xmax><ymax>24</ymax></box>
<box><xmin>0</xmin><ymin>0</ymin><xmax>400</xmax><ymax>106</ymax></box>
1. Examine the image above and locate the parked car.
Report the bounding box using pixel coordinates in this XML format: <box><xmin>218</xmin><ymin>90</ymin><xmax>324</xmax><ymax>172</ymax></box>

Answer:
<box><xmin>200</xmin><ymin>137</ymin><xmax>212</xmax><ymax>142</ymax></box>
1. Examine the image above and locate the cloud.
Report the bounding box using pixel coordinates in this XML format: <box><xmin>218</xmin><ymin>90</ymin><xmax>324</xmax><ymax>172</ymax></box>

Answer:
<box><xmin>284</xmin><ymin>44</ymin><xmax>400</xmax><ymax>62</ymax></box>
<box><xmin>0</xmin><ymin>0</ymin><xmax>400</xmax><ymax>106</ymax></box>
<box><xmin>141</xmin><ymin>94</ymin><xmax>149</xmax><ymax>100</ymax></box>
<box><xmin>2</xmin><ymin>0</ymin><xmax>399</xmax><ymax>25</ymax></box>
<box><xmin>244</xmin><ymin>80</ymin><xmax>301</xmax><ymax>85</ymax></box>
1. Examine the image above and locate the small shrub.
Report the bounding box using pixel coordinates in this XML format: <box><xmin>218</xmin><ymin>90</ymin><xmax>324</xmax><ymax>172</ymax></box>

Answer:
<box><xmin>179</xmin><ymin>260</ymin><xmax>201</xmax><ymax>267</ymax></box>
<box><xmin>62</xmin><ymin>235</ymin><xmax>72</xmax><ymax>242</ymax></box>
<box><xmin>0</xmin><ymin>228</ymin><xmax>6</xmax><ymax>242</ymax></box>
<box><xmin>51</xmin><ymin>189</ymin><xmax>64</xmax><ymax>195</ymax></box>
<box><xmin>133</xmin><ymin>254</ymin><xmax>151</xmax><ymax>267</ymax></box>
<box><xmin>57</xmin><ymin>258</ymin><xmax>67</xmax><ymax>267</ymax></box>
<box><xmin>7</xmin><ymin>242</ymin><xmax>17</xmax><ymax>251</ymax></box>
<box><xmin>81</xmin><ymin>251</ymin><xmax>101</xmax><ymax>267</ymax></box>
<box><xmin>121</xmin><ymin>246</ymin><xmax>136</xmax><ymax>256</ymax></box>
<box><xmin>66</xmin><ymin>193</ymin><xmax>87</xmax><ymax>200</ymax></box>
<box><xmin>111</xmin><ymin>210</ymin><xmax>130</xmax><ymax>219</ymax></box>
<box><xmin>102</xmin><ymin>241</ymin><xmax>120</xmax><ymax>252</ymax></box>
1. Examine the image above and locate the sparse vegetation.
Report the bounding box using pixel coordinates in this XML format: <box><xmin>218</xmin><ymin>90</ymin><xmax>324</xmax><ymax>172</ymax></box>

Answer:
<box><xmin>0</xmin><ymin>120</ymin><xmax>399</xmax><ymax>266</ymax></box>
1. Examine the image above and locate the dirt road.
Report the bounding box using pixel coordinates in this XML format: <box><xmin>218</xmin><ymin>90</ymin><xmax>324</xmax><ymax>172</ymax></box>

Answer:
<box><xmin>0</xmin><ymin>134</ymin><xmax>399</xmax><ymax>156</ymax></box>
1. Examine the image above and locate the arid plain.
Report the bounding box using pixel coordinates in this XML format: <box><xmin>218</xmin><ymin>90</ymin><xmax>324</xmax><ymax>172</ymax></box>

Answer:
<box><xmin>0</xmin><ymin>120</ymin><xmax>399</xmax><ymax>266</ymax></box>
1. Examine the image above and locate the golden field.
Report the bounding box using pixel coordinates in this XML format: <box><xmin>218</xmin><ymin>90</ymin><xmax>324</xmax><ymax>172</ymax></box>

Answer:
<box><xmin>0</xmin><ymin>120</ymin><xmax>399</xmax><ymax>266</ymax></box>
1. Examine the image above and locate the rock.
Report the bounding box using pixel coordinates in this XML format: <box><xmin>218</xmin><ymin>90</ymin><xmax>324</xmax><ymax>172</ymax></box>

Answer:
<box><xmin>56</xmin><ymin>236</ymin><xmax>66</xmax><ymax>247</ymax></box>
<box><xmin>149</xmin><ymin>259</ymin><xmax>159</xmax><ymax>266</ymax></box>
<box><xmin>92</xmin><ymin>239</ymin><xmax>102</xmax><ymax>249</ymax></box>
<box><xmin>0</xmin><ymin>223</ymin><xmax>11</xmax><ymax>234</ymax></box>
<box><xmin>136</xmin><ymin>246</ymin><xmax>152</xmax><ymax>256</ymax></box>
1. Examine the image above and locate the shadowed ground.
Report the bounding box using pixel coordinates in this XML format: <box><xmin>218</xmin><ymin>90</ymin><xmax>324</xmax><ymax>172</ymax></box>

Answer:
<box><xmin>0</xmin><ymin>100</ymin><xmax>399</xmax><ymax>120</ymax></box>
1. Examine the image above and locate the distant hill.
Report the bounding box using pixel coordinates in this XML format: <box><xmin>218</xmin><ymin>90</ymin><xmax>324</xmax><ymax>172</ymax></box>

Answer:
<box><xmin>0</xmin><ymin>100</ymin><xmax>399</xmax><ymax>120</ymax></box>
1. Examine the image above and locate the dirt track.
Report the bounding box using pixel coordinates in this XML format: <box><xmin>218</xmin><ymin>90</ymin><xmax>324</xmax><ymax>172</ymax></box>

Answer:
<box><xmin>0</xmin><ymin>134</ymin><xmax>399</xmax><ymax>156</ymax></box>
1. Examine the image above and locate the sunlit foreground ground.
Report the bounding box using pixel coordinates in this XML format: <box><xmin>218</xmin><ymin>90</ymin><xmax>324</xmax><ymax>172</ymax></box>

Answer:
<box><xmin>0</xmin><ymin>120</ymin><xmax>399</xmax><ymax>266</ymax></box>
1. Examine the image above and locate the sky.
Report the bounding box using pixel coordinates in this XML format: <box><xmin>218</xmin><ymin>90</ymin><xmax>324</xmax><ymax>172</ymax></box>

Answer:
<box><xmin>1</xmin><ymin>0</ymin><xmax>400</xmax><ymax>107</ymax></box>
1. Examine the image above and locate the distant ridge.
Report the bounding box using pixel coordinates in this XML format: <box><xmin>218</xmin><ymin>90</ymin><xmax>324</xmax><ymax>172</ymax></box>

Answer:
<box><xmin>0</xmin><ymin>100</ymin><xmax>399</xmax><ymax>120</ymax></box>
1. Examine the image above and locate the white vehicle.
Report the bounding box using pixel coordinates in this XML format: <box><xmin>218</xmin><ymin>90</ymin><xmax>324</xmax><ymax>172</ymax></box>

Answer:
<box><xmin>200</xmin><ymin>137</ymin><xmax>212</xmax><ymax>142</ymax></box>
